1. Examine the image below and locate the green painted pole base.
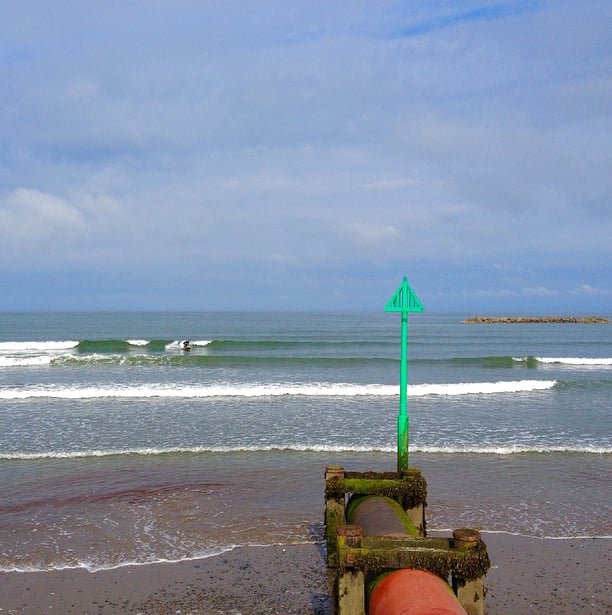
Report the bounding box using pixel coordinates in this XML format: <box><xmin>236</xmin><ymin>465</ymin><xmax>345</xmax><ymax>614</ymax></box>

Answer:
<box><xmin>397</xmin><ymin>414</ymin><xmax>408</xmax><ymax>473</ymax></box>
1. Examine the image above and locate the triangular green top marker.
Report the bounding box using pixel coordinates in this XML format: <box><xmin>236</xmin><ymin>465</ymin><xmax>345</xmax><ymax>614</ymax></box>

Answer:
<box><xmin>384</xmin><ymin>277</ymin><xmax>424</xmax><ymax>313</ymax></box>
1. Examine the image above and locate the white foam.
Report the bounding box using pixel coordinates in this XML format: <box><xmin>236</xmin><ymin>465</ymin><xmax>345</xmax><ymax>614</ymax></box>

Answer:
<box><xmin>0</xmin><ymin>341</ymin><xmax>79</xmax><ymax>351</ymax></box>
<box><xmin>429</xmin><ymin>528</ymin><xmax>612</xmax><ymax>541</ymax></box>
<box><xmin>411</xmin><ymin>445</ymin><xmax>611</xmax><ymax>454</ymax></box>
<box><xmin>536</xmin><ymin>357</ymin><xmax>612</xmax><ymax>365</ymax></box>
<box><xmin>0</xmin><ymin>544</ymin><xmax>240</xmax><ymax>574</ymax></box>
<box><xmin>0</xmin><ymin>445</ymin><xmax>391</xmax><ymax>460</ymax></box>
<box><xmin>4</xmin><ymin>442</ymin><xmax>608</xmax><ymax>461</ymax></box>
<box><xmin>0</xmin><ymin>383</ymin><xmax>394</xmax><ymax>399</ymax></box>
<box><xmin>0</xmin><ymin>380</ymin><xmax>556</xmax><ymax>400</ymax></box>
<box><xmin>127</xmin><ymin>339</ymin><xmax>149</xmax><ymax>346</ymax></box>
<box><xmin>410</xmin><ymin>380</ymin><xmax>556</xmax><ymax>396</ymax></box>
<box><xmin>0</xmin><ymin>356</ymin><xmax>54</xmax><ymax>367</ymax></box>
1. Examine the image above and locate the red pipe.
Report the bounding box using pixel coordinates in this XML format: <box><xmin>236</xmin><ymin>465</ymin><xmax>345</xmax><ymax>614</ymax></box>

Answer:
<box><xmin>369</xmin><ymin>569</ymin><xmax>467</xmax><ymax>615</ymax></box>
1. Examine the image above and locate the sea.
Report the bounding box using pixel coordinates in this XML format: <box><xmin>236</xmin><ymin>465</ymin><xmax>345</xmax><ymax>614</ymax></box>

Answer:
<box><xmin>0</xmin><ymin>311</ymin><xmax>610</xmax><ymax>573</ymax></box>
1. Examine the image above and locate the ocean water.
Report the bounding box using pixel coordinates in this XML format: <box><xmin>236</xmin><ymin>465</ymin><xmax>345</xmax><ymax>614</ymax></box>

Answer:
<box><xmin>0</xmin><ymin>311</ymin><xmax>610</xmax><ymax>573</ymax></box>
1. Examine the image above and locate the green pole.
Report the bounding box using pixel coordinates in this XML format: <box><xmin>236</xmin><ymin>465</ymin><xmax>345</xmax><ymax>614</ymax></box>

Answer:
<box><xmin>398</xmin><ymin>307</ymin><xmax>409</xmax><ymax>472</ymax></box>
<box><xmin>384</xmin><ymin>277</ymin><xmax>424</xmax><ymax>474</ymax></box>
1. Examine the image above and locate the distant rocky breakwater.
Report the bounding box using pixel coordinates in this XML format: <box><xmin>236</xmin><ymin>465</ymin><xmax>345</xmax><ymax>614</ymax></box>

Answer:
<box><xmin>464</xmin><ymin>316</ymin><xmax>610</xmax><ymax>324</ymax></box>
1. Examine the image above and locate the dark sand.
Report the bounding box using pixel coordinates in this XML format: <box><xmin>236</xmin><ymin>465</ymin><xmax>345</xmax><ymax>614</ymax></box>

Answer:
<box><xmin>0</xmin><ymin>534</ymin><xmax>609</xmax><ymax>614</ymax></box>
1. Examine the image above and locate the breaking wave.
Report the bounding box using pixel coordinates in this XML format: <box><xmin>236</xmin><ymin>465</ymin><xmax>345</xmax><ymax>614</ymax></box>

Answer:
<box><xmin>0</xmin><ymin>379</ymin><xmax>556</xmax><ymax>400</ymax></box>
<box><xmin>3</xmin><ymin>442</ymin><xmax>608</xmax><ymax>461</ymax></box>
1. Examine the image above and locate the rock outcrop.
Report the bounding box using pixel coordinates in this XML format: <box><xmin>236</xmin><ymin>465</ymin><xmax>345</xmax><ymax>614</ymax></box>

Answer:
<box><xmin>464</xmin><ymin>316</ymin><xmax>610</xmax><ymax>324</ymax></box>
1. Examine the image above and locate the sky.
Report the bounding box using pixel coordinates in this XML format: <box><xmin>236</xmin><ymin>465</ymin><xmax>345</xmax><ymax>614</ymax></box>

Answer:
<box><xmin>1</xmin><ymin>1</ymin><xmax>611</xmax><ymax>312</ymax></box>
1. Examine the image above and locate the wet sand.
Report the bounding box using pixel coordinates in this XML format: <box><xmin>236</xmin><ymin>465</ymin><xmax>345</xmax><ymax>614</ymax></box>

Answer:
<box><xmin>0</xmin><ymin>535</ymin><xmax>609</xmax><ymax>614</ymax></box>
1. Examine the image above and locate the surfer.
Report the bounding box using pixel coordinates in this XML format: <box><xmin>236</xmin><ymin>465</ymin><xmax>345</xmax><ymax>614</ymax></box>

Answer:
<box><xmin>182</xmin><ymin>340</ymin><xmax>191</xmax><ymax>351</ymax></box>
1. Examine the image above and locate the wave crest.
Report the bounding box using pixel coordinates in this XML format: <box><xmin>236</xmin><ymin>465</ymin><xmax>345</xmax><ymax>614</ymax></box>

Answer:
<box><xmin>0</xmin><ymin>379</ymin><xmax>556</xmax><ymax>400</ymax></box>
<box><xmin>3</xmin><ymin>442</ymin><xmax>609</xmax><ymax>461</ymax></box>
<box><xmin>0</xmin><ymin>341</ymin><xmax>78</xmax><ymax>351</ymax></box>
<box><xmin>535</xmin><ymin>357</ymin><xmax>612</xmax><ymax>366</ymax></box>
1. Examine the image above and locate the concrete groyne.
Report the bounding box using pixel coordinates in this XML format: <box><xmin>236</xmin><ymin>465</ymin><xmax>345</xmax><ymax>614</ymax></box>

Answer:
<box><xmin>325</xmin><ymin>466</ymin><xmax>490</xmax><ymax>615</ymax></box>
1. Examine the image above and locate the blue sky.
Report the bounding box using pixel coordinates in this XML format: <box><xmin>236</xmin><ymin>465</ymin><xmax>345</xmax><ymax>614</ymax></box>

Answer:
<box><xmin>1</xmin><ymin>1</ymin><xmax>610</xmax><ymax>312</ymax></box>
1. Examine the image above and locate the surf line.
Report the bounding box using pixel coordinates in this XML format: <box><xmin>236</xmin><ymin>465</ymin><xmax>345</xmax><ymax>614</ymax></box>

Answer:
<box><xmin>0</xmin><ymin>380</ymin><xmax>557</xmax><ymax>400</ymax></box>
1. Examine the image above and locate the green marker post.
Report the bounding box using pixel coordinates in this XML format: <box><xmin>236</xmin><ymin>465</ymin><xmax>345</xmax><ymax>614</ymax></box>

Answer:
<box><xmin>385</xmin><ymin>277</ymin><xmax>424</xmax><ymax>472</ymax></box>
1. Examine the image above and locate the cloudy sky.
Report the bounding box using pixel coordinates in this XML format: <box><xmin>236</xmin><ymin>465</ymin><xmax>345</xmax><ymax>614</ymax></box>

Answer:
<box><xmin>1</xmin><ymin>1</ymin><xmax>610</xmax><ymax>312</ymax></box>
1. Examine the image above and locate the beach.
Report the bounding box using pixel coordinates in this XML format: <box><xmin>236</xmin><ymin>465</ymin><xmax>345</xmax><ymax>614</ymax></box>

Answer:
<box><xmin>1</xmin><ymin>312</ymin><xmax>610</xmax><ymax>613</ymax></box>
<box><xmin>1</xmin><ymin>534</ymin><xmax>610</xmax><ymax>614</ymax></box>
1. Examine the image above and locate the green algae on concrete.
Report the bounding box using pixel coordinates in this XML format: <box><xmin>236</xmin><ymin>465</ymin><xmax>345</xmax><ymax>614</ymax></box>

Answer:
<box><xmin>325</xmin><ymin>471</ymin><xmax>428</xmax><ymax>510</ymax></box>
<box><xmin>325</xmin><ymin>468</ymin><xmax>428</xmax><ymax>566</ymax></box>
<box><xmin>338</xmin><ymin>536</ymin><xmax>491</xmax><ymax>582</ymax></box>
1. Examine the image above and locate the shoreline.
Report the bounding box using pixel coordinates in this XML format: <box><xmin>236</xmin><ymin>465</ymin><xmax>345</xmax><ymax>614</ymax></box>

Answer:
<box><xmin>1</xmin><ymin>535</ymin><xmax>609</xmax><ymax>614</ymax></box>
<box><xmin>464</xmin><ymin>316</ymin><xmax>610</xmax><ymax>324</ymax></box>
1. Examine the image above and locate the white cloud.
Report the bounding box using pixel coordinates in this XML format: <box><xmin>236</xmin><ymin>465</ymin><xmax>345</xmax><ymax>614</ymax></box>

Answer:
<box><xmin>0</xmin><ymin>188</ymin><xmax>85</xmax><ymax>242</ymax></box>
<box><xmin>0</xmin><ymin>185</ymin><xmax>127</xmax><ymax>268</ymax></box>
<box><xmin>571</xmin><ymin>284</ymin><xmax>609</xmax><ymax>296</ymax></box>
